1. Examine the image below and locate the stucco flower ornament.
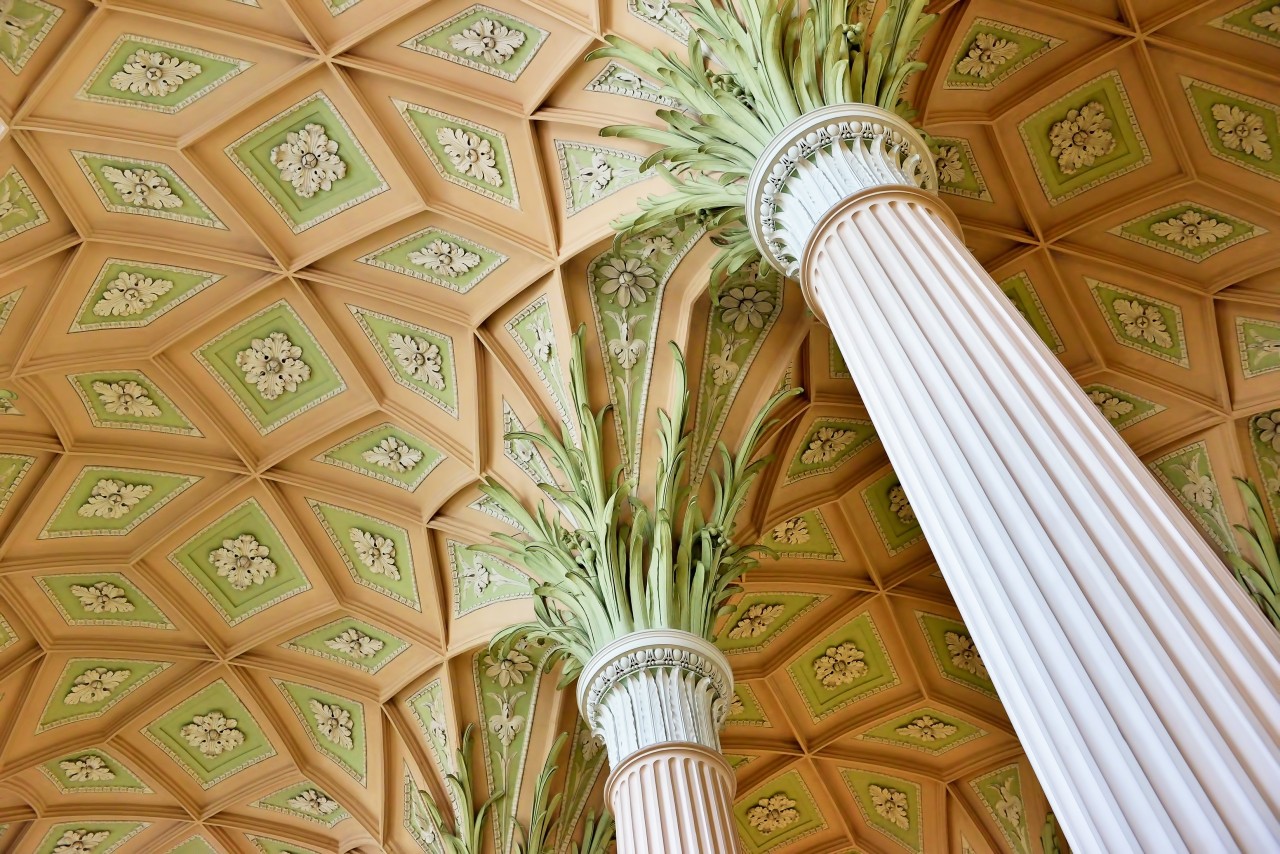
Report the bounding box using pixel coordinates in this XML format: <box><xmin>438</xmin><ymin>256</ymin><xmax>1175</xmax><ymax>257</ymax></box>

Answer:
<box><xmin>462</xmin><ymin>554</ymin><xmax>491</xmax><ymax>595</ymax></box>
<box><xmin>71</xmin><ymin>581</ymin><xmax>133</xmax><ymax>613</ymax></box>
<box><xmin>956</xmin><ymin>32</ymin><xmax>1018</xmax><ymax>78</ymax></box>
<box><xmin>350</xmin><ymin>528</ymin><xmax>399</xmax><ymax>578</ymax></box>
<box><xmin>888</xmin><ymin>485</ymin><xmax>915</xmax><ymax>525</ymax></box>
<box><xmin>945</xmin><ymin>630</ymin><xmax>989</xmax><ymax>679</ymax></box>
<box><xmin>270</xmin><ymin>123</ymin><xmax>347</xmax><ymax>198</ymax></box>
<box><xmin>1150</xmin><ymin>210</ymin><xmax>1233</xmax><ymax>249</ymax></box>
<box><xmin>94</xmin><ymin>380</ymin><xmax>161</xmax><ymax>418</ymax></box>
<box><xmin>449</xmin><ymin>18</ymin><xmax>525</xmax><ymax>64</ymax></box>
<box><xmin>0</xmin><ymin>179</ymin><xmax>22</xmax><ymax>224</ymax></box>
<box><xmin>101</xmin><ymin>166</ymin><xmax>183</xmax><ymax>209</ymax></box>
<box><xmin>181</xmin><ymin>711</ymin><xmax>245</xmax><ymax>756</ymax></box>
<box><xmin>290</xmin><ymin>788</ymin><xmax>341</xmax><ymax>816</ymax></box>
<box><xmin>362</xmin><ymin>436</ymin><xmax>422</xmax><ymax>472</ymax></box>
<box><xmin>814</xmin><ymin>640</ymin><xmax>869</xmax><ymax>687</ymax></box>
<box><xmin>409</xmin><ymin>239</ymin><xmax>480</xmax><ymax>277</ymax></box>
<box><xmin>310</xmin><ymin>700</ymin><xmax>355</xmax><ymax>749</ymax></box>
<box><xmin>746</xmin><ymin>793</ymin><xmax>800</xmax><ymax>835</ymax></box>
<box><xmin>236</xmin><ymin>331</ymin><xmax>311</xmax><ymax>400</ymax></box>
<box><xmin>1254</xmin><ymin>6</ymin><xmax>1280</xmax><ymax>32</ymax></box>
<box><xmin>719</xmin><ymin>285</ymin><xmax>774</xmax><ymax>332</ymax></box>
<box><xmin>1112</xmin><ymin>298</ymin><xmax>1172</xmax><ymax>348</ymax></box>
<box><xmin>60</xmin><ymin>755</ymin><xmax>115</xmax><ymax>782</ymax></box>
<box><xmin>487</xmin><ymin>691</ymin><xmax>526</xmax><ymax>747</ymax></box>
<box><xmin>598</xmin><ymin>255</ymin><xmax>656</xmax><ymax>307</ymax></box>
<box><xmin>52</xmin><ymin>829</ymin><xmax>111</xmax><ymax>854</ymax></box>
<box><xmin>388</xmin><ymin>333</ymin><xmax>446</xmax><ymax>389</ymax></box>
<box><xmin>1255</xmin><ymin>411</ymin><xmax>1280</xmax><ymax>452</ymax></box>
<box><xmin>64</xmin><ymin>667</ymin><xmax>131</xmax><ymax>704</ymax></box>
<box><xmin>93</xmin><ymin>271</ymin><xmax>173</xmax><ymax>317</ymax></box>
<box><xmin>897</xmin><ymin>715</ymin><xmax>957</xmax><ymax>741</ymax></box>
<box><xmin>934</xmin><ymin>145</ymin><xmax>964</xmax><ymax>184</ymax></box>
<box><xmin>870</xmin><ymin>784</ymin><xmax>911</xmax><ymax>829</ymax></box>
<box><xmin>110</xmin><ymin>49</ymin><xmax>201</xmax><ymax>98</ymax></box>
<box><xmin>484</xmin><ymin>648</ymin><xmax>533</xmax><ymax>686</ymax></box>
<box><xmin>78</xmin><ymin>478</ymin><xmax>152</xmax><ymax>519</ymax></box>
<box><xmin>1048</xmin><ymin>102</ymin><xmax>1115</xmax><ymax>174</ymax></box>
<box><xmin>772</xmin><ymin>516</ymin><xmax>810</xmax><ymax>545</ymax></box>
<box><xmin>728</xmin><ymin>602</ymin><xmax>785</xmax><ymax>638</ymax></box>
<box><xmin>1211</xmin><ymin>104</ymin><xmax>1273</xmax><ymax>161</ymax></box>
<box><xmin>1088</xmin><ymin>390</ymin><xmax>1133</xmax><ymax>422</ymax></box>
<box><xmin>801</xmin><ymin>426</ymin><xmax>853</xmax><ymax>465</ymax></box>
<box><xmin>209</xmin><ymin>534</ymin><xmax>277</xmax><ymax>590</ymax></box>
<box><xmin>326</xmin><ymin>627</ymin><xmax>384</xmax><ymax>659</ymax></box>
<box><xmin>437</xmin><ymin>127</ymin><xmax>503</xmax><ymax>186</ymax></box>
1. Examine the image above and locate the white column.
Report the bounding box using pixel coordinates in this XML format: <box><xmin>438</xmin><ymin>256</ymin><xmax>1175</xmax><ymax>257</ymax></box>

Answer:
<box><xmin>747</xmin><ymin>104</ymin><xmax>1280</xmax><ymax>853</ymax></box>
<box><xmin>578</xmin><ymin>630</ymin><xmax>741</xmax><ymax>854</ymax></box>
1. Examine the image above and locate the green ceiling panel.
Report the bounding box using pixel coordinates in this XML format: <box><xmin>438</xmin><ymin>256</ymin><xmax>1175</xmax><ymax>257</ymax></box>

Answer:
<box><xmin>309</xmin><ymin>499</ymin><xmax>420</xmax><ymax>610</ymax></box>
<box><xmin>33</xmin><ymin>822</ymin><xmax>148</xmax><ymax>854</ymax></box>
<box><xmin>787</xmin><ymin>418</ymin><xmax>878</xmax><ymax>483</ymax></box>
<box><xmin>68</xmin><ymin>369</ymin><xmax>201</xmax><ymax>436</ymax></box>
<box><xmin>282</xmin><ymin>616</ymin><xmax>409</xmax><ymax>675</ymax></box>
<box><xmin>725</xmin><ymin>683</ymin><xmax>770</xmax><ymax>728</ymax></box>
<box><xmin>77</xmin><ymin>35</ymin><xmax>249</xmax><ymax>114</ymax></box>
<box><xmin>73</xmin><ymin>151</ymin><xmax>226</xmax><ymax>228</ymax></box>
<box><xmin>168</xmin><ymin>498</ymin><xmax>312</xmax><ymax>627</ymax></box>
<box><xmin>448</xmin><ymin>539</ymin><xmax>529</xmax><ymax>617</ymax></box>
<box><xmin>276</xmin><ymin>679</ymin><xmax>367</xmax><ymax>784</ymax></box>
<box><xmin>1082</xmin><ymin>383</ymin><xmax>1164</xmax><ymax>433</ymax></box>
<box><xmin>1184</xmin><ymin>77</ymin><xmax>1280</xmax><ymax>183</ymax></box>
<box><xmin>857</xmin><ymin>707</ymin><xmax>987</xmax><ymax>755</ymax></box>
<box><xmin>1149</xmin><ymin>440</ymin><xmax>1235</xmax><ymax>554</ymax></box>
<box><xmin>40</xmin><ymin>466</ymin><xmax>199</xmax><ymax>539</ymax></box>
<box><xmin>763</xmin><ymin>509</ymin><xmax>843</xmax><ymax>560</ymax></box>
<box><xmin>842</xmin><ymin>767</ymin><xmax>924</xmax><ymax>853</ymax></box>
<box><xmin>225</xmin><ymin>91</ymin><xmax>388</xmax><ymax>233</ymax></box>
<box><xmin>349</xmin><ymin>305</ymin><xmax>458</xmax><ymax>416</ymax></box>
<box><xmin>944</xmin><ymin>18</ymin><xmax>1061</xmax><ymax>91</ymax></box>
<box><xmin>37</xmin><ymin>572</ymin><xmax>174</xmax><ymax>629</ymax></box>
<box><xmin>401</xmin><ymin>4</ymin><xmax>548</xmax><ymax>81</ymax></box>
<box><xmin>788</xmin><ymin>613</ymin><xmax>900</xmax><ymax>721</ymax></box>
<box><xmin>734</xmin><ymin>769</ymin><xmax>826</xmax><ymax>852</ymax></box>
<box><xmin>717</xmin><ymin>592</ymin><xmax>826</xmax><ymax>655</ymax></box>
<box><xmin>314</xmin><ymin>422</ymin><xmax>444</xmax><ymax>491</ymax></box>
<box><xmin>916</xmin><ymin>611</ymin><xmax>998</xmax><ymax>698</ymax></box>
<box><xmin>969</xmin><ymin>764</ymin><xmax>1033</xmax><ymax>854</ymax></box>
<box><xmin>0</xmin><ymin>0</ymin><xmax>62</xmax><ymax>74</ymax></box>
<box><xmin>195</xmin><ymin>299</ymin><xmax>346</xmax><ymax>434</ymax></box>
<box><xmin>41</xmin><ymin>748</ymin><xmax>150</xmax><ymax>794</ymax></box>
<box><xmin>254</xmin><ymin>780</ymin><xmax>349</xmax><ymax>827</ymax></box>
<box><xmin>357</xmin><ymin>225</ymin><xmax>507</xmax><ymax>293</ymax></box>
<box><xmin>1089</xmin><ymin>278</ymin><xmax>1188</xmax><ymax>367</ymax></box>
<box><xmin>70</xmin><ymin>258</ymin><xmax>222</xmax><ymax>332</ymax></box>
<box><xmin>0</xmin><ymin>452</ymin><xmax>35</xmax><ymax>519</ymax></box>
<box><xmin>929</xmin><ymin>136</ymin><xmax>991</xmax><ymax>201</ymax></box>
<box><xmin>37</xmin><ymin>658</ymin><xmax>170</xmax><ymax>732</ymax></box>
<box><xmin>862</xmin><ymin>471</ymin><xmax>924</xmax><ymax>556</ymax></box>
<box><xmin>1109</xmin><ymin>201</ymin><xmax>1263</xmax><ymax>263</ymax></box>
<box><xmin>1211</xmin><ymin>1</ymin><xmax>1280</xmax><ymax>47</ymax></box>
<box><xmin>144</xmin><ymin>679</ymin><xmax>276</xmax><ymax>788</ymax></box>
<box><xmin>1236</xmin><ymin>316</ymin><xmax>1280</xmax><ymax>379</ymax></box>
<box><xmin>555</xmin><ymin>140</ymin><xmax>646</xmax><ymax>216</ymax></box>
<box><xmin>397</xmin><ymin>100</ymin><xmax>519</xmax><ymax>206</ymax></box>
<box><xmin>0</xmin><ymin>167</ymin><xmax>49</xmax><ymax>242</ymax></box>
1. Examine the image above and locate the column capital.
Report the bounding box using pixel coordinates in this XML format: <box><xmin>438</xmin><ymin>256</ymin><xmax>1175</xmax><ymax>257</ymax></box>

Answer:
<box><xmin>746</xmin><ymin>103</ymin><xmax>939</xmax><ymax>277</ymax></box>
<box><xmin>577</xmin><ymin>628</ymin><xmax>734</xmax><ymax>764</ymax></box>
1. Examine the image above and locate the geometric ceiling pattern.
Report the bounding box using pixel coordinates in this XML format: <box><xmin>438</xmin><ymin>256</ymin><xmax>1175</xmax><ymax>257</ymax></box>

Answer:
<box><xmin>0</xmin><ymin>0</ymin><xmax>1277</xmax><ymax>852</ymax></box>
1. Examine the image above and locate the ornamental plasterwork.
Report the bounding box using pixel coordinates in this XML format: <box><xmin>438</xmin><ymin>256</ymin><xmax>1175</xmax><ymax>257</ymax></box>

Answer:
<box><xmin>36</xmin><ymin>824</ymin><xmax>149</xmax><ymax>854</ymax></box>
<box><xmin>1108</xmin><ymin>201</ymin><xmax>1263</xmax><ymax>262</ymax></box>
<box><xmin>69</xmin><ymin>259</ymin><xmax>222</xmax><ymax>333</ymax></box>
<box><xmin>771</xmin><ymin>516</ymin><xmax>809</xmax><ymax>545</ymax></box>
<box><xmin>1236</xmin><ymin>316</ymin><xmax>1280</xmax><ymax>379</ymax></box>
<box><xmin>790</xmin><ymin>614</ymin><xmax>901</xmax><ymax>720</ymax></box>
<box><xmin>1000</xmin><ymin>271</ymin><xmax>1065</xmax><ymax>355</ymax></box>
<box><xmin>1083</xmin><ymin>383</ymin><xmax>1164</xmax><ymax>432</ymax></box>
<box><xmin>321</xmin><ymin>0</ymin><xmax>362</xmax><ymax>15</ymax></box>
<box><xmin>626</xmin><ymin>0</ymin><xmax>691</xmax><ymax>40</ymax></box>
<box><xmin>746</xmin><ymin>793</ymin><xmax>799</xmax><ymax>835</ymax></box>
<box><xmin>253</xmin><ymin>781</ymin><xmax>349</xmax><ymax>828</ymax></box>
<box><xmin>349</xmin><ymin>305</ymin><xmax>458</xmax><ymax>416</ymax></box>
<box><xmin>209</xmin><ymin>533</ymin><xmax>277</xmax><ymax>590</ymax></box>
<box><xmin>930</xmin><ymin>136</ymin><xmax>992</xmax><ymax>202</ymax></box>
<box><xmin>555</xmin><ymin>140</ymin><xmax>646</xmax><ymax>215</ymax></box>
<box><xmin>308</xmin><ymin>498</ymin><xmax>420</xmax><ymax>610</ymax></box>
<box><xmin>1183</xmin><ymin>77</ymin><xmax>1280</xmax><ymax>182</ymax></box>
<box><xmin>786</xmin><ymin>418</ymin><xmax>878</xmax><ymax>483</ymax></box>
<box><xmin>1248</xmin><ymin>410</ymin><xmax>1280</xmax><ymax>520</ymax></box>
<box><xmin>39</xmin><ymin>467</ymin><xmax>199</xmax><ymax>539</ymax></box>
<box><xmin>944</xmin><ymin>630</ymin><xmax>988</xmax><ymax>680</ymax></box>
<box><xmin>225</xmin><ymin>91</ymin><xmax>389</xmax><ymax>233</ymax></box>
<box><xmin>502</xmin><ymin>399</ymin><xmax>554</xmax><ymax>485</ymax></box>
<box><xmin>1088</xmin><ymin>278</ymin><xmax>1189</xmax><ymax>367</ymax></box>
<box><xmin>719</xmin><ymin>593</ymin><xmax>827</xmax><ymax>655</ymax></box>
<box><xmin>275</xmin><ymin>680</ymin><xmax>367</xmax><ymax>783</ymax></box>
<box><xmin>75</xmin><ymin>34</ymin><xmax>250</xmax><ymax>114</ymax></box>
<box><xmin>1148</xmin><ymin>441</ymin><xmax>1235</xmax><ymax>553</ymax></box>
<box><xmin>270</xmin><ymin>123</ymin><xmax>347</xmax><ymax>198</ymax></box>
<box><xmin>585</xmin><ymin>61</ymin><xmax>678</xmax><ymax>106</ymax></box>
<box><xmin>396</xmin><ymin>100</ymin><xmax>520</xmax><ymax>207</ymax></box>
<box><xmin>1018</xmin><ymin>71</ymin><xmax>1151</xmax><ymax>205</ymax></box>
<box><xmin>814</xmin><ymin>640</ymin><xmax>869</xmax><ymax>688</ymax></box>
<box><xmin>310</xmin><ymin>699</ymin><xmax>355</xmax><ymax>749</ymax></box>
<box><xmin>69</xmin><ymin>579</ymin><xmax>131</xmax><ymax>616</ymax></box>
<box><xmin>447</xmin><ymin>540</ymin><xmax>527</xmax><ymax>617</ymax></box>
<box><xmin>42</xmin><ymin>750</ymin><xmax>151</xmax><ymax>794</ymax></box>
<box><xmin>863</xmin><ymin>473</ymin><xmax>925</xmax><ymax>556</ymax></box>
<box><xmin>842</xmin><ymin>769</ymin><xmax>924</xmax><ymax>852</ymax></box>
<box><xmin>356</xmin><ymin>224</ymin><xmax>507</xmax><ymax>292</ymax></box>
<box><xmin>72</xmin><ymin>151</ymin><xmax>228</xmax><ymax>228</ymax></box>
<box><xmin>506</xmin><ymin>296</ymin><xmax>575</xmax><ymax>442</ymax></box>
<box><xmin>37</xmin><ymin>572</ymin><xmax>175</xmax><ymax>629</ymax></box>
<box><xmin>180</xmin><ymin>711</ymin><xmax>246</xmax><ymax>756</ymax></box>
<box><xmin>400</xmin><ymin>5</ymin><xmax>548</xmax><ymax>82</ymax></box>
<box><xmin>1210</xmin><ymin>1</ymin><xmax>1280</xmax><ymax>48</ymax></box>
<box><xmin>0</xmin><ymin>452</ymin><xmax>32</xmax><ymax>520</ymax></box>
<box><xmin>36</xmin><ymin>659</ymin><xmax>170</xmax><ymax>733</ymax></box>
<box><xmin>68</xmin><ymin>370</ymin><xmax>202</xmax><ymax>436</ymax></box>
<box><xmin>0</xmin><ymin>167</ymin><xmax>48</xmax><ymax>241</ymax></box>
<box><xmin>239</xmin><ymin>331</ymin><xmax>312</xmax><ymax>399</ymax></box>
<box><xmin>916</xmin><ymin>611</ymin><xmax>998</xmax><ymax>698</ymax></box>
<box><xmin>945</xmin><ymin>18</ymin><xmax>1062</xmax><ymax>91</ymax></box>
<box><xmin>350</xmin><ymin>527</ymin><xmax>400</xmax><ymax>578</ymax></box>
<box><xmin>0</xmin><ymin>0</ymin><xmax>62</xmax><ymax>75</ymax></box>
<box><xmin>314</xmin><ymin>422</ymin><xmax>444</xmax><ymax>491</ymax></box>
<box><xmin>897</xmin><ymin>716</ymin><xmax>958</xmax><ymax>742</ymax></box>
<box><xmin>970</xmin><ymin>765</ymin><xmax>1033</xmax><ymax>854</ymax></box>
<box><xmin>0</xmin><ymin>389</ymin><xmax>19</xmax><ymax>415</ymax></box>
<box><xmin>727</xmin><ymin>603</ymin><xmax>785</xmax><ymax>639</ymax></box>
<box><xmin>281</xmin><ymin>618</ymin><xmax>408</xmax><ymax>675</ymax></box>
<box><xmin>856</xmin><ymin>708</ymin><xmax>987</xmax><ymax>755</ymax></box>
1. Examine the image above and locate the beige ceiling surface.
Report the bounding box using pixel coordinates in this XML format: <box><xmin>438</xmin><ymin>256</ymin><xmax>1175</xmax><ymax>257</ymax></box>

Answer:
<box><xmin>0</xmin><ymin>0</ymin><xmax>1277</xmax><ymax>852</ymax></box>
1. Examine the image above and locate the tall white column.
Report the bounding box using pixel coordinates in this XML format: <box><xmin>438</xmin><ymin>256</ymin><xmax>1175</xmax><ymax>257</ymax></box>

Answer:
<box><xmin>578</xmin><ymin>630</ymin><xmax>741</xmax><ymax>854</ymax></box>
<box><xmin>747</xmin><ymin>104</ymin><xmax>1280</xmax><ymax>853</ymax></box>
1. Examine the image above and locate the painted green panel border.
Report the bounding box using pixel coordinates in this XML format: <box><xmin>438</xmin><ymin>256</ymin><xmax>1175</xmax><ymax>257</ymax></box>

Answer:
<box><xmin>75</xmin><ymin>34</ymin><xmax>250</xmax><ymax>114</ymax></box>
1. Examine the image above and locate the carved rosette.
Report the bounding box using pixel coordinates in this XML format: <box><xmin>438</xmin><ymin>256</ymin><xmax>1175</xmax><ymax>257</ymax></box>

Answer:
<box><xmin>746</xmin><ymin>103</ymin><xmax>939</xmax><ymax>278</ymax></box>
<box><xmin>577</xmin><ymin>629</ymin><xmax>734</xmax><ymax>764</ymax></box>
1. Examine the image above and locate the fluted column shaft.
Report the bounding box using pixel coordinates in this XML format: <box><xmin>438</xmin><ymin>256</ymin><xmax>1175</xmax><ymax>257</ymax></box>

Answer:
<box><xmin>807</xmin><ymin>186</ymin><xmax>1280</xmax><ymax>853</ymax></box>
<box><xmin>744</xmin><ymin>104</ymin><xmax>1280</xmax><ymax>853</ymax></box>
<box><xmin>578</xmin><ymin>630</ymin><xmax>741</xmax><ymax>854</ymax></box>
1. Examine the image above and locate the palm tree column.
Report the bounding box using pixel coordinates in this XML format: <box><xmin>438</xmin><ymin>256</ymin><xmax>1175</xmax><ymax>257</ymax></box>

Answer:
<box><xmin>746</xmin><ymin>102</ymin><xmax>1280</xmax><ymax>852</ymax></box>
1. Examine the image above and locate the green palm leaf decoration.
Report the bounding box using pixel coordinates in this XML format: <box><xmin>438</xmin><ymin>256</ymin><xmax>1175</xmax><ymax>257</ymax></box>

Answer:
<box><xmin>591</xmin><ymin>0</ymin><xmax>937</xmax><ymax>282</ymax></box>
<box><xmin>1229</xmin><ymin>478</ymin><xmax>1280</xmax><ymax>631</ymax></box>
<box><xmin>479</xmin><ymin>327</ymin><xmax>798</xmax><ymax>684</ymax></box>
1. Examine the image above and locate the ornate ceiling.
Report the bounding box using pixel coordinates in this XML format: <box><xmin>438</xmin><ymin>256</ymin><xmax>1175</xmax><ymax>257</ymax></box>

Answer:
<box><xmin>0</xmin><ymin>0</ymin><xmax>1277</xmax><ymax>852</ymax></box>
